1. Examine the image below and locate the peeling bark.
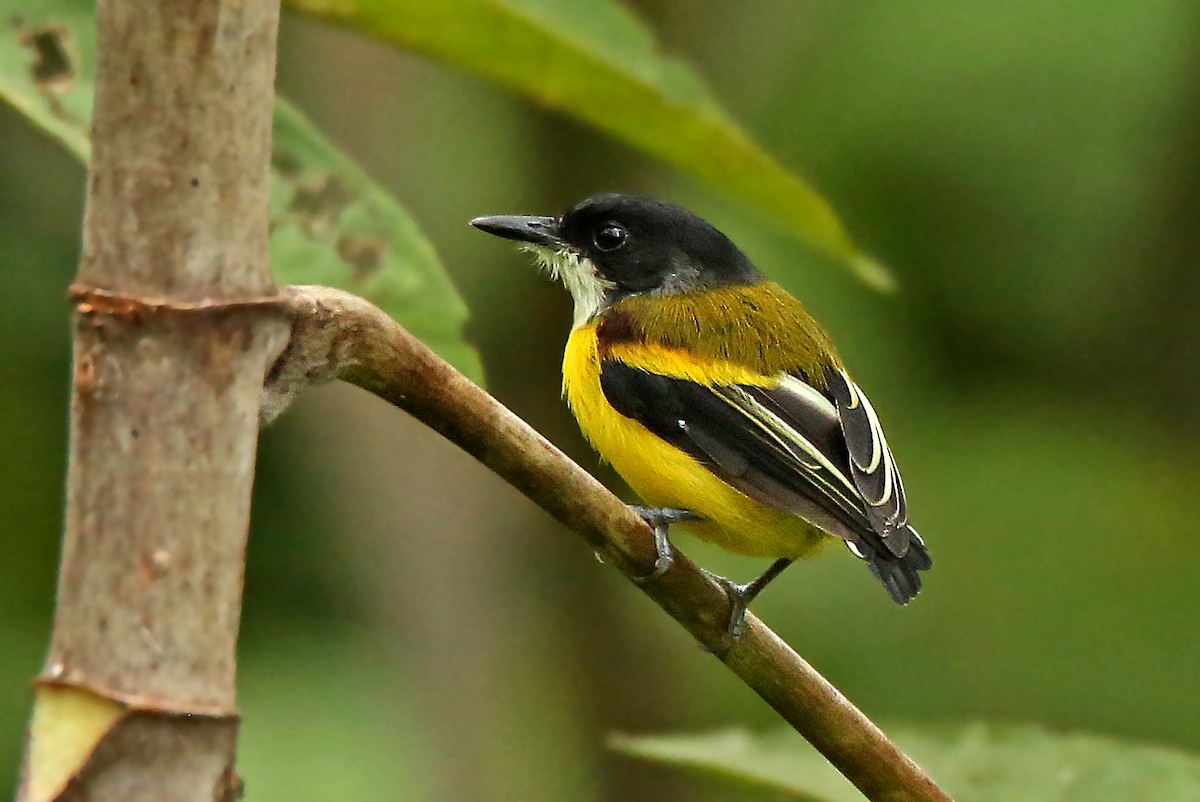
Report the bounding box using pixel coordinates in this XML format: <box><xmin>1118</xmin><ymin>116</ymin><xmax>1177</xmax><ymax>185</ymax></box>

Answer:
<box><xmin>17</xmin><ymin>2</ymin><xmax>286</xmax><ymax>800</ymax></box>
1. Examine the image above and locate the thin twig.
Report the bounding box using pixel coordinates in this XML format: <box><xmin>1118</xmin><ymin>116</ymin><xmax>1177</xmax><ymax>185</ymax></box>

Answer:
<box><xmin>267</xmin><ymin>284</ymin><xmax>953</xmax><ymax>802</ymax></box>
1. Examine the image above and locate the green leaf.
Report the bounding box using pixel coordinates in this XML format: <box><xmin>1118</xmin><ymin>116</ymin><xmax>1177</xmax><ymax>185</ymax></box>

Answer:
<box><xmin>281</xmin><ymin>0</ymin><xmax>894</xmax><ymax>290</ymax></box>
<box><xmin>0</xmin><ymin>0</ymin><xmax>483</xmax><ymax>382</ymax></box>
<box><xmin>611</xmin><ymin>723</ymin><xmax>1200</xmax><ymax>802</ymax></box>
<box><xmin>0</xmin><ymin>4</ymin><xmax>94</xmax><ymax>160</ymax></box>
<box><xmin>269</xmin><ymin>99</ymin><xmax>484</xmax><ymax>380</ymax></box>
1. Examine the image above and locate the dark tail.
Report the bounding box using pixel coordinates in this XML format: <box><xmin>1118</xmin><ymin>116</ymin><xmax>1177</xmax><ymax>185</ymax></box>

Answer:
<box><xmin>863</xmin><ymin>527</ymin><xmax>933</xmax><ymax>605</ymax></box>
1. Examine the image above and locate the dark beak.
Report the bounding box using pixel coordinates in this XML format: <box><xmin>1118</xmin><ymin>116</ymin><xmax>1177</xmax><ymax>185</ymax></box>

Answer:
<box><xmin>469</xmin><ymin>214</ymin><xmax>564</xmax><ymax>247</ymax></box>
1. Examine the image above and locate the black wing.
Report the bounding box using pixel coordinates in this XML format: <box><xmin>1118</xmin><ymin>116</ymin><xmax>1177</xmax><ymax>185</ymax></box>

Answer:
<box><xmin>599</xmin><ymin>361</ymin><xmax>931</xmax><ymax>603</ymax></box>
<box><xmin>822</xmin><ymin>367</ymin><xmax>908</xmax><ymax>542</ymax></box>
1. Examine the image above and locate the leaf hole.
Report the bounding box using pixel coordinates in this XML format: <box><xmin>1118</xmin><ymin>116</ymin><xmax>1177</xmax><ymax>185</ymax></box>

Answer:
<box><xmin>336</xmin><ymin>234</ymin><xmax>388</xmax><ymax>276</ymax></box>
<box><xmin>20</xmin><ymin>25</ymin><xmax>74</xmax><ymax>93</ymax></box>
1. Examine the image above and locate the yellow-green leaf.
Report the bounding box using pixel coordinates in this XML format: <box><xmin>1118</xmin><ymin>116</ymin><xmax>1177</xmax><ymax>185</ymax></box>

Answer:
<box><xmin>281</xmin><ymin>0</ymin><xmax>893</xmax><ymax>290</ymax></box>
<box><xmin>612</xmin><ymin>723</ymin><xmax>1200</xmax><ymax>801</ymax></box>
<box><xmin>0</xmin><ymin>0</ymin><xmax>483</xmax><ymax>381</ymax></box>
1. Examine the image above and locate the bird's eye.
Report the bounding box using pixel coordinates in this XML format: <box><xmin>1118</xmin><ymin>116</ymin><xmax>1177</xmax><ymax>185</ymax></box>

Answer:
<box><xmin>593</xmin><ymin>222</ymin><xmax>627</xmax><ymax>252</ymax></box>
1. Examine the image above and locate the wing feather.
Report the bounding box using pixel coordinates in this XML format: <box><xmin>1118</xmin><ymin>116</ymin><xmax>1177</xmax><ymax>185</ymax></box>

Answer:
<box><xmin>599</xmin><ymin>361</ymin><xmax>870</xmax><ymax>540</ymax></box>
<box><xmin>598</xmin><ymin>359</ymin><xmax>931</xmax><ymax>602</ymax></box>
<box><xmin>823</xmin><ymin>367</ymin><xmax>910</xmax><ymax>551</ymax></box>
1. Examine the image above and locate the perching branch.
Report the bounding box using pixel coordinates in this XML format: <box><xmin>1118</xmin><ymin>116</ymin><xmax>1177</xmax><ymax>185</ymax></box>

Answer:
<box><xmin>265</xmin><ymin>284</ymin><xmax>953</xmax><ymax>802</ymax></box>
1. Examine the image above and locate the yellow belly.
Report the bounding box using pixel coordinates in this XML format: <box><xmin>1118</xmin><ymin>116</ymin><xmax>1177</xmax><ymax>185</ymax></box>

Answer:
<box><xmin>561</xmin><ymin>325</ymin><xmax>829</xmax><ymax>559</ymax></box>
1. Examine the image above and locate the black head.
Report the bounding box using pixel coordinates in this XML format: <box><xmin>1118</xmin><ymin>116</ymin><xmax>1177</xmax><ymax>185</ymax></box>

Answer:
<box><xmin>471</xmin><ymin>193</ymin><xmax>762</xmax><ymax>299</ymax></box>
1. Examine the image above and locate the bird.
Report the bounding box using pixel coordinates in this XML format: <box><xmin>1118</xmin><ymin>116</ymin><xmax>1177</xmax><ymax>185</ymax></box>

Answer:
<box><xmin>470</xmin><ymin>193</ymin><xmax>931</xmax><ymax>636</ymax></box>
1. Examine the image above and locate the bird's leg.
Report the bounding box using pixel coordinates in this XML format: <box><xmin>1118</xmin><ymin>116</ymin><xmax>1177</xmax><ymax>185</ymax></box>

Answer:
<box><xmin>626</xmin><ymin>509</ymin><xmax>791</xmax><ymax>653</ymax></box>
<box><xmin>735</xmin><ymin>556</ymin><xmax>794</xmax><ymax>609</ymax></box>
<box><xmin>706</xmin><ymin>557</ymin><xmax>794</xmax><ymax>653</ymax></box>
<box><xmin>630</xmin><ymin>506</ymin><xmax>700</xmax><ymax>583</ymax></box>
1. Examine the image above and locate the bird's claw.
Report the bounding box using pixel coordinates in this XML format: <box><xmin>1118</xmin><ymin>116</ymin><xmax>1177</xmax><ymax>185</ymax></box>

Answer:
<box><xmin>630</xmin><ymin>506</ymin><xmax>698</xmax><ymax>584</ymax></box>
<box><xmin>628</xmin><ymin>506</ymin><xmax>779</xmax><ymax>655</ymax></box>
<box><xmin>702</xmin><ymin>556</ymin><xmax>793</xmax><ymax>653</ymax></box>
<box><xmin>702</xmin><ymin>574</ymin><xmax>751</xmax><ymax>654</ymax></box>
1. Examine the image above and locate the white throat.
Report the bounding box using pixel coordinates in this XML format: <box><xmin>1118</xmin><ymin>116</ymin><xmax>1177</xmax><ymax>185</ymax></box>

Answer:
<box><xmin>523</xmin><ymin>245</ymin><xmax>615</xmax><ymax>329</ymax></box>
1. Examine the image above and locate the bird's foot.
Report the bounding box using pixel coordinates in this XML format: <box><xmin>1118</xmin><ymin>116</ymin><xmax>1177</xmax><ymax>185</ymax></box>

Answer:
<box><xmin>701</xmin><ymin>574</ymin><xmax>752</xmax><ymax>654</ymax></box>
<box><xmin>630</xmin><ymin>506</ymin><xmax>699</xmax><ymax>584</ymax></box>
<box><xmin>702</xmin><ymin>557</ymin><xmax>794</xmax><ymax>654</ymax></box>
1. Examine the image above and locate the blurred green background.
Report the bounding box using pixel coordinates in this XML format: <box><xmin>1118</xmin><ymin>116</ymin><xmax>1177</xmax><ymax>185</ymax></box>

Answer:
<box><xmin>3</xmin><ymin>0</ymin><xmax>1199</xmax><ymax>799</ymax></box>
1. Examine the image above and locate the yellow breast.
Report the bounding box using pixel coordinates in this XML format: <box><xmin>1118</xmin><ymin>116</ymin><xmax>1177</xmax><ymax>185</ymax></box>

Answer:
<box><xmin>561</xmin><ymin>324</ymin><xmax>829</xmax><ymax>559</ymax></box>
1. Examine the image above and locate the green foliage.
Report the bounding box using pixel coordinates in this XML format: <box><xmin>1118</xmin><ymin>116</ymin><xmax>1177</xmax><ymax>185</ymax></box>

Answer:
<box><xmin>4</xmin><ymin>1</ymin><xmax>1200</xmax><ymax>799</ymax></box>
<box><xmin>0</xmin><ymin>1</ymin><xmax>94</xmax><ymax>159</ymax></box>
<box><xmin>270</xmin><ymin>100</ymin><xmax>483</xmax><ymax>379</ymax></box>
<box><xmin>612</xmin><ymin>724</ymin><xmax>1200</xmax><ymax>801</ymax></box>
<box><xmin>0</xmin><ymin>0</ymin><xmax>482</xmax><ymax>380</ymax></box>
<box><xmin>280</xmin><ymin>0</ymin><xmax>892</xmax><ymax>289</ymax></box>
<box><xmin>0</xmin><ymin>0</ymin><xmax>895</xmax><ymax>387</ymax></box>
